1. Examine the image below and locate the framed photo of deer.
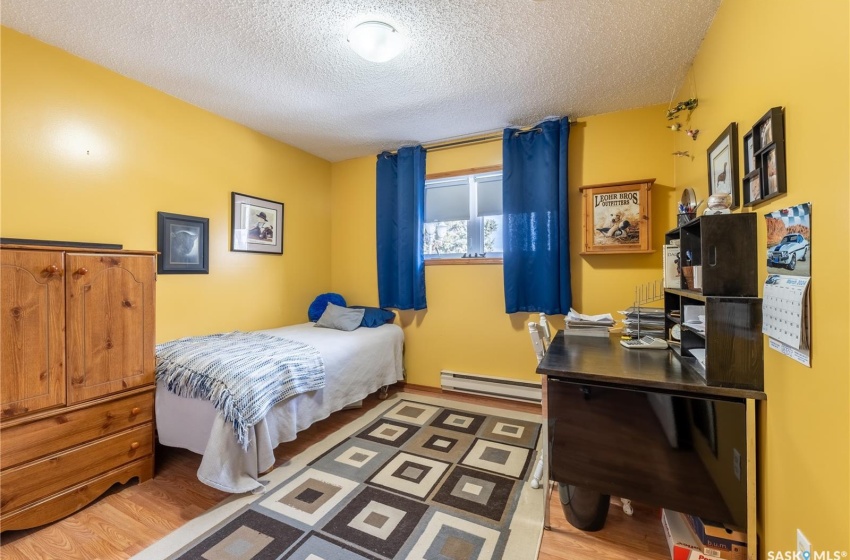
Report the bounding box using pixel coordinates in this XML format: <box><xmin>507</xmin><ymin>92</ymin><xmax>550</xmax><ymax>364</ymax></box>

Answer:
<box><xmin>707</xmin><ymin>122</ymin><xmax>739</xmax><ymax>210</ymax></box>
<box><xmin>157</xmin><ymin>212</ymin><xmax>209</xmax><ymax>274</ymax></box>
<box><xmin>231</xmin><ymin>192</ymin><xmax>284</xmax><ymax>255</ymax></box>
<box><xmin>579</xmin><ymin>178</ymin><xmax>654</xmax><ymax>255</ymax></box>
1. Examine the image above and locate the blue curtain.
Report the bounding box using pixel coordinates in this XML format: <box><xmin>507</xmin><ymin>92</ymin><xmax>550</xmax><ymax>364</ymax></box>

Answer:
<box><xmin>502</xmin><ymin>117</ymin><xmax>572</xmax><ymax>314</ymax></box>
<box><xmin>376</xmin><ymin>146</ymin><xmax>427</xmax><ymax>310</ymax></box>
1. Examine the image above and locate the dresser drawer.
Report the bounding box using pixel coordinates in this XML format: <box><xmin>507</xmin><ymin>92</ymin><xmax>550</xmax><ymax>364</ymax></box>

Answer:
<box><xmin>0</xmin><ymin>391</ymin><xmax>153</xmax><ymax>470</ymax></box>
<box><xmin>0</xmin><ymin>423</ymin><xmax>152</xmax><ymax>514</ymax></box>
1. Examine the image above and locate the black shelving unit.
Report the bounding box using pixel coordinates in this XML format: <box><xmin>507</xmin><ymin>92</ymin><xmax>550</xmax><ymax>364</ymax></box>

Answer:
<box><xmin>664</xmin><ymin>214</ymin><xmax>764</xmax><ymax>390</ymax></box>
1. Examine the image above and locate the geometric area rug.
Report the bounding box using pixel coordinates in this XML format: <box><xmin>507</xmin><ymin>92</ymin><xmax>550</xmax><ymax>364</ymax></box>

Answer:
<box><xmin>132</xmin><ymin>392</ymin><xmax>545</xmax><ymax>560</ymax></box>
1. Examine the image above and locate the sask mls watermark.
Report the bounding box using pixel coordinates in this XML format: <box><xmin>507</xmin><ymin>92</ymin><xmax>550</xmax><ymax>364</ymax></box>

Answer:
<box><xmin>768</xmin><ymin>551</ymin><xmax>848</xmax><ymax>560</ymax></box>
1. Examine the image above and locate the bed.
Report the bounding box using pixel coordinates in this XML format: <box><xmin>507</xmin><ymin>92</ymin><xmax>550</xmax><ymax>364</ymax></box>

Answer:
<box><xmin>155</xmin><ymin>322</ymin><xmax>404</xmax><ymax>493</ymax></box>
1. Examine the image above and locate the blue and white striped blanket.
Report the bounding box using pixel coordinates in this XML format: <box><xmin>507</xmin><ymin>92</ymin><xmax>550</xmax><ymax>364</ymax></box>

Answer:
<box><xmin>156</xmin><ymin>332</ymin><xmax>325</xmax><ymax>449</ymax></box>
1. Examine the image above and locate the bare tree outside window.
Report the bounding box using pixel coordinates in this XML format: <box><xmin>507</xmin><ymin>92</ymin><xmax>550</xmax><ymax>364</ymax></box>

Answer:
<box><xmin>423</xmin><ymin>171</ymin><xmax>503</xmax><ymax>259</ymax></box>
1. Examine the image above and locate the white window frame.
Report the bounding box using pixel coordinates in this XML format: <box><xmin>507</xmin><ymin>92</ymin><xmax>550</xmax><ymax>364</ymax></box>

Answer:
<box><xmin>423</xmin><ymin>170</ymin><xmax>503</xmax><ymax>260</ymax></box>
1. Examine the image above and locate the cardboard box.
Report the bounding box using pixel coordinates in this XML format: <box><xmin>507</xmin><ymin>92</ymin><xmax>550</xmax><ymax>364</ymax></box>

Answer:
<box><xmin>684</xmin><ymin>514</ymin><xmax>747</xmax><ymax>560</ymax></box>
<box><xmin>684</xmin><ymin>514</ymin><xmax>746</xmax><ymax>544</ymax></box>
<box><xmin>662</xmin><ymin>510</ymin><xmax>747</xmax><ymax>560</ymax></box>
<box><xmin>661</xmin><ymin>509</ymin><xmax>701</xmax><ymax>560</ymax></box>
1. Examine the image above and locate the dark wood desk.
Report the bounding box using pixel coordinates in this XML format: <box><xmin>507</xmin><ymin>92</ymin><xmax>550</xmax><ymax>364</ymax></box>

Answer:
<box><xmin>537</xmin><ymin>333</ymin><xmax>766</xmax><ymax>401</ymax></box>
<box><xmin>537</xmin><ymin>333</ymin><xmax>761</xmax><ymax>559</ymax></box>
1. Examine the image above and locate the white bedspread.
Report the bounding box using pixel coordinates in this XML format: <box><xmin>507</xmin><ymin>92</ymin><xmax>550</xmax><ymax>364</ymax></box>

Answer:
<box><xmin>155</xmin><ymin>322</ymin><xmax>404</xmax><ymax>493</ymax></box>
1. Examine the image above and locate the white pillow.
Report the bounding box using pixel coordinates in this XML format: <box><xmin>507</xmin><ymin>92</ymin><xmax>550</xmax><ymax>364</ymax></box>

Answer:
<box><xmin>315</xmin><ymin>302</ymin><xmax>365</xmax><ymax>331</ymax></box>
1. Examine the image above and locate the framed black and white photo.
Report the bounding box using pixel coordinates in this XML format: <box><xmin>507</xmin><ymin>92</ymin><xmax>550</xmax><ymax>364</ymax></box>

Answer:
<box><xmin>706</xmin><ymin>122</ymin><xmax>739</xmax><ymax>210</ymax></box>
<box><xmin>231</xmin><ymin>192</ymin><xmax>284</xmax><ymax>254</ymax></box>
<box><xmin>157</xmin><ymin>212</ymin><xmax>209</xmax><ymax>274</ymax></box>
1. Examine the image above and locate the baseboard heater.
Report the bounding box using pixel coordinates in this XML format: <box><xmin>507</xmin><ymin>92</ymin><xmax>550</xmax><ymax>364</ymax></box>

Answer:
<box><xmin>440</xmin><ymin>370</ymin><xmax>542</xmax><ymax>404</ymax></box>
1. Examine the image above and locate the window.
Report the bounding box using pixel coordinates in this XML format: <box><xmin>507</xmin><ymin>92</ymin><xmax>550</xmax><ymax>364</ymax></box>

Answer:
<box><xmin>423</xmin><ymin>170</ymin><xmax>503</xmax><ymax>259</ymax></box>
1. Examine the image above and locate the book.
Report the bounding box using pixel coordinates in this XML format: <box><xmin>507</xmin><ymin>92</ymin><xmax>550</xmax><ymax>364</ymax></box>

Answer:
<box><xmin>664</xmin><ymin>244</ymin><xmax>681</xmax><ymax>288</ymax></box>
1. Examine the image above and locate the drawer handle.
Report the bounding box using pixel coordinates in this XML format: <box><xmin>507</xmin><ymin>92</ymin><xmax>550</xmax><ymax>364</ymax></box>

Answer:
<box><xmin>130</xmin><ymin>407</ymin><xmax>141</xmax><ymax>416</ymax></box>
<box><xmin>76</xmin><ymin>267</ymin><xmax>89</xmax><ymax>276</ymax></box>
<box><xmin>130</xmin><ymin>442</ymin><xmax>140</xmax><ymax>450</ymax></box>
<box><xmin>44</xmin><ymin>265</ymin><xmax>62</xmax><ymax>277</ymax></box>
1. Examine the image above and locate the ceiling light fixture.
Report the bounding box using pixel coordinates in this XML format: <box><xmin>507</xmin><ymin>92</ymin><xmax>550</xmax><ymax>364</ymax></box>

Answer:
<box><xmin>348</xmin><ymin>21</ymin><xmax>406</xmax><ymax>63</ymax></box>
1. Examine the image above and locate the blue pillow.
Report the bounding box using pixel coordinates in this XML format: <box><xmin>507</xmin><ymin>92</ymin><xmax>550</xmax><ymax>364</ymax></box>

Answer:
<box><xmin>349</xmin><ymin>306</ymin><xmax>395</xmax><ymax>328</ymax></box>
<box><xmin>308</xmin><ymin>293</ymin><xmax>346</xmax><ymax>322</ymax></box>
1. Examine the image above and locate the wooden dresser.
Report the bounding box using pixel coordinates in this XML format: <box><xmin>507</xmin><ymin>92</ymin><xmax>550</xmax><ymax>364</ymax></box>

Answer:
<box><xmin>0</xmin><ymin>244</ymin><xmax>156</xmax><ymax>531</ymax></box>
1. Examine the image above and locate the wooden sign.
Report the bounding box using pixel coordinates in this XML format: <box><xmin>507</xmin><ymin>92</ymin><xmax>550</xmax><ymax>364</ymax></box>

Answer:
<box><xmin>579</xmin><ymin>178</ymin><xmax>654</xmax><ymax>255</ymax></box>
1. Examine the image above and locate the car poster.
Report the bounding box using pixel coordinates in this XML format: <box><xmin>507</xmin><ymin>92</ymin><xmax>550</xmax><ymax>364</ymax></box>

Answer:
<box><xmin>763</xmin><ymin>203</ymin><xmax>811</xmax><ymax>367</ymax></box>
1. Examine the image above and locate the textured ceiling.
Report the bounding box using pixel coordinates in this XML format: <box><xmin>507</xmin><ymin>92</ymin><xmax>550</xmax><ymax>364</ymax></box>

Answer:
<box><xmin>1</xmin><ymin>0</ymin><xmax>720</xmax><ymax>162</ymax></box>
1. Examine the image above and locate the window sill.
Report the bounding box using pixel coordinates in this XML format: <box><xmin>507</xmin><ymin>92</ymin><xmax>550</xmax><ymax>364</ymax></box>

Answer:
<box><xmin>425</xmin><ymin>258</ymin><xmax>503</xmax><ymax>266</ymax></box>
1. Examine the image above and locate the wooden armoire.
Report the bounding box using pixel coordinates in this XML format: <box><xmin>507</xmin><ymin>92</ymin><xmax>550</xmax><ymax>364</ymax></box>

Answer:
<box><xmin>0</xmin><ymin>243</ymin><xmax>156</xmax><ymax>531</ymax></box>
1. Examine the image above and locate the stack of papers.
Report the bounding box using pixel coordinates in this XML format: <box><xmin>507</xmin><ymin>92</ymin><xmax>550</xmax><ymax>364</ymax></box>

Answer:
<box><xmin>619</xmin><ymin>306</ymin><xmax>665</xmax><ymax>337</ymax></box>
<box><xmin>567</xmin><ymin>309</ymin><xmax>615</xmax><ymax>326</ymax></box>
<box><xmin>682</xmin><ymin>304</ymin><xmax>706</xmax><ymax>334</ymax></box>
<box><xmin>565</xmin><ymin>309</ymin><xmax>614</xmax><ymax>337</ymax></box>
<box><xmin>682</xmin><ymin>319</ymin><xmax>706</xmax><ymax>333</ymax></box>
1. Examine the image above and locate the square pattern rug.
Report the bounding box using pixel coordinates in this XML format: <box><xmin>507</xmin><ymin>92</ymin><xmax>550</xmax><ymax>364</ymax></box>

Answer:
<box><xmin>134</xmin><ymin>392</ymin><xmax>544</xmax><ymax>560</ymax></box>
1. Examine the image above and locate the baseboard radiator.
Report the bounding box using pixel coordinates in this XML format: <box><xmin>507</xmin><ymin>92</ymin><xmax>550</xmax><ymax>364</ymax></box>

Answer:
<box><xmin>440</xmin><ymin>370</ymin><xmax>542</xmax><ymax>404</ymax></box>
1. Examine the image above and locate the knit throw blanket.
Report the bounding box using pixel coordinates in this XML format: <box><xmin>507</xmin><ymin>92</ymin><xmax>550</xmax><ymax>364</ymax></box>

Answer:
<box><xmin>156</xmin><ymin>332</ymin><xmax>325</xmax><ymax>449</ymax></box>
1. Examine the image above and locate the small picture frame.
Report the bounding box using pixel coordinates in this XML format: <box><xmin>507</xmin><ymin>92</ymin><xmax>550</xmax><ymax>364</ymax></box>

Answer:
<box><xmin>744</xmin><ymin>172</ymin><xmax>762</xmax><ymax>205</ymax></box>
<box><xmin>758</xmin><ymin>116</ymin><xmax>773</xmax><ymax>149</ymax></box>
<box><xmin>231</xmin><ymin>192</ymin><xmax>284</xmax><ymax>254</ymax></box>
<box><xmin>764</xmin><ymin>146</ymin><xmax>777</xmax><ymax>195</ymax></box>
<box><xmin>579</xmin><ymin>178</ymin><xmax>654</xmax><ymax>255</ymax></box>
<box><xmin>743</xmin><ymin>131</ymin><xmax>756</xmax><ymax>175</ymax></box>
<box><xmin>706</xmin><ymin>122</ymin><xmax>739</xmax><ymax>209</ymax></box>
<box><xmin>157</xmin><ymin>212</ymin><xmax>209</xmax><ymax>274</ymax></box>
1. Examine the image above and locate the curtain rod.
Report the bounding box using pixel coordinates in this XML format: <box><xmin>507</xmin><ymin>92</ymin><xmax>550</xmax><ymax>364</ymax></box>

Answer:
<box><xmin>425</xmin><ymin>133</ymin><xmax>502</xmax><ymax>152</ymax></box>
<box><xmin>388</xmin><ymin>119</ymin><xmax>578</xmax><ymax>154</ymax></box>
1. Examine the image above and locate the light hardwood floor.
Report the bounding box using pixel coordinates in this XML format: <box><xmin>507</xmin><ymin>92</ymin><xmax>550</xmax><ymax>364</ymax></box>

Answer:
<box><xmin>0</xmin><ymin>387</ymin><xmax>669</xmax><ymax>559</ymax></box>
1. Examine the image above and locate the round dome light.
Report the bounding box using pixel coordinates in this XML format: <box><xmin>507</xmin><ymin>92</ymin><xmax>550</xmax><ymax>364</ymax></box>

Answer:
<box><xmin>348</xmin><ymin>21</ymin><xmax>406</xmax><ymax>63</ymax></box>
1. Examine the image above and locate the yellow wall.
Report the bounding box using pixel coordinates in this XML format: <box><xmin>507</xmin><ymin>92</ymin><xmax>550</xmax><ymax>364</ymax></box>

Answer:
<box><xmin>330</xmin><ymin>105</ymin><xmax>673</xmax><ymax>386</ymax></box>
<box><xmin>670</xmin><ymin>0</ymin><xmax>849</xmax><ymax>553</ymax></box>
<box><xmin>0</xmin><ymin>28</ymin><xmax>333</xmax><ymax>342</ymax></box>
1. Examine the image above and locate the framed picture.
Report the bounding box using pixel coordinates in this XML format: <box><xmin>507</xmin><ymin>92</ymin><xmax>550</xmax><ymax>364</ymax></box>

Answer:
<box><xmin>157</xmin><ymin>212</ymin><xmax>209</xmax><ymax>274</ymax></box>
<box><xmin>743</xmin><ymin>131</ymin><xmax>756</xmax><ymax>175</ymax></box>
<box><xmin>579</xmin><ymin>178</ymin><xmax>654</xmax><ymax>255</ymax></box>
<box><xmin>231</xmin><ymin>192</ymin><xmax>284</xmax><ymax>254</ymax></box>
<box><xmin>745</xmin><ymin>106</ymin><xmax>786</xmax><ymax>207</ymax></box>
<box><xmin>706</xmin><ymin>122</ymin><xmax>739</xmax><ymax>209</ymax></box>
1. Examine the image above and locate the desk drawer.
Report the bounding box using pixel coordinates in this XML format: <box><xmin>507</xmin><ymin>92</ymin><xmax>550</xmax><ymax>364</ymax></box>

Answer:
<box><xmin>0</xmin><ymin>423</ymin><xmax>152</xmax><ymax>514</ymax></box>
<box><xmin>0</xmin><ymin>391</ymin><xmax>153</xmax><ymax>470</ymax></box>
